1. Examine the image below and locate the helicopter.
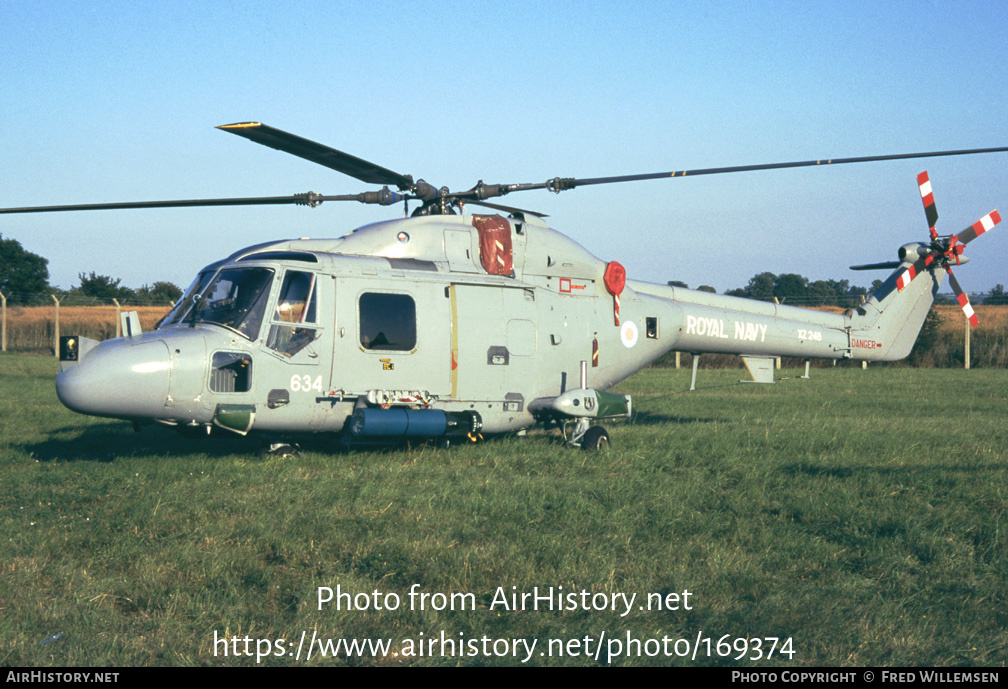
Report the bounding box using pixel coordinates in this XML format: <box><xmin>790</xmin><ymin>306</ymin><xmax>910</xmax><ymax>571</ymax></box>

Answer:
<box><xmin>2</xmin><ymin>123</ymin><xmax>1004</xmax><ymax>451</ymax></box>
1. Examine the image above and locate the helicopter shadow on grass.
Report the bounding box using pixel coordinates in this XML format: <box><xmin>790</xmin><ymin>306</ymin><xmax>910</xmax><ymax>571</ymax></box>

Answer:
<box><xmin>22</xmin><ymin>421</ymin><xmax>447</xmax><ymax>462</ymax></box>
<box><xmin>780</xmin><ymin>461</ymin><xmax>1003</xmax><ymax>479</ymax></box>
<box><xmin>779</xmin><ymin>463</ymin><xmax>855</xmax><ymax>480</ymax></box>
<box><xmin>22</xmin><ymin>421</ymin><xmax>272</xmax><ymax>463</ymax></box>
<box><xmin>628</xmin><ymin>410</ymin><xmax>722</xmax><ymax>427</ymax></box>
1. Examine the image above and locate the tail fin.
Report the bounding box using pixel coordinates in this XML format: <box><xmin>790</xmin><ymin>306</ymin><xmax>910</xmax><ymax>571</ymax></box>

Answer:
<box><xmin>849</xmin><ymin>264</ymin><xmax>942</xmax><ymax>361</ymax></box>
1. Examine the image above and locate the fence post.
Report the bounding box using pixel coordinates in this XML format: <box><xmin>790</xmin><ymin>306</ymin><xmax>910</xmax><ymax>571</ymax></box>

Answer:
<box><xmin>964</xmin><ymin>314</ymin><xmax>971</xmax><ymax>370</ymax></box>
<box><xmin>675</xmin><ymin>351</ymin><xmax>680</xmax><ymax>369</ymax></box>
<box><xmin>772</xmin><ymin>297</ymin><xmax>782</xmax><ymax>369</ymax></box>
<box><xmin>51</xmin><ymin>294</ymin><xmax>60</xmax><ymax>360</ymax></box>
<box><xmin>113</xmin><ymin>298</ymin><xmax>121</xmax><ymax>338</ymax></box>
<box><xmin>1</xmin><ymin>292</ymin><xmax>6</xmax><ymax>352</ymax></box>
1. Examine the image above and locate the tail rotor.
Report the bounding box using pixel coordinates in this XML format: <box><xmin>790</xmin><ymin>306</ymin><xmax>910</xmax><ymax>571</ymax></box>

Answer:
<box><xmin>893</xmin><ymin>171</ymin><xmax>1000</xmax><ymax>327</ymax></box>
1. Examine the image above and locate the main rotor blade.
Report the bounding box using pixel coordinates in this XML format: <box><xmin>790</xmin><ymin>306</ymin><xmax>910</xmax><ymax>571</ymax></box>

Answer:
<box><xmin>218</xmin><ymin>122</ymin><xmax>414</xmax><ymax>190</ymax></box>
<box><xmin>572</xmin><ymin>146</ymin><xmax>1008</xmax><ymax>187</ymax></box>
<box><xmin>0</xmin><ymin>192</ymin><xmax>379</xmax><ymax>214</ymax></box>
<box><xmin>495</xmin><ymin>146</ymin><xmax>1008</xmax><ymax>197</ymax></box>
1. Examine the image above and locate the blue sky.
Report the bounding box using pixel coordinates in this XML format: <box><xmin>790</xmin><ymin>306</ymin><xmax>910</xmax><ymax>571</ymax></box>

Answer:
<box><xmin>3</xmin><ymin>0</ymin><xmax>1008</xmax><ymax>296</ymax></box>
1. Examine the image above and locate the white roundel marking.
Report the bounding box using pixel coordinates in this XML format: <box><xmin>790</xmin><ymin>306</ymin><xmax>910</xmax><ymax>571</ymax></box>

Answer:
<box><xmin>620</xmin><ymin>321</ymin><xmax>638</xmax><ymax>348</ymax></box>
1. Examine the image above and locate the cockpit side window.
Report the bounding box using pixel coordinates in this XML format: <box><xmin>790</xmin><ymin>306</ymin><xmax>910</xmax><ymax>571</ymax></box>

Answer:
<box><xmin>273</xmin><ymin>271</ymin><xmax>316</xmax><ymax>324</ymax></box>
<box><xmin>266</xmin><ymin>271</ymin><xmax>320</xmax><ymax>357</ymax></box>
<box><xmin>191</xmin><ymin>267</ymin><xmax>274</xmax><ymax>340</ymax></box>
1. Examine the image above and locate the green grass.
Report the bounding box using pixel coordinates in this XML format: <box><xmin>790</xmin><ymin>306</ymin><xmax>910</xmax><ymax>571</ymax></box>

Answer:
<box><xmin>2</xmin><ymin>353</ymin><xmax>1007</xmax><ymax>666</ymax></box>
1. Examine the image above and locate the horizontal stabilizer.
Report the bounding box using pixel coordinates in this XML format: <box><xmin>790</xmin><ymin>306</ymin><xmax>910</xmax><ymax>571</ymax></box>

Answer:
<box><xmin>741</xmin><ymin>355</ymin><xmax>776</xmax><ymax>384</ymax></box>
<box><xmin>850</xmin><ymin>261</ymin><xmax>901</xmax><ymax>271</ymax></box>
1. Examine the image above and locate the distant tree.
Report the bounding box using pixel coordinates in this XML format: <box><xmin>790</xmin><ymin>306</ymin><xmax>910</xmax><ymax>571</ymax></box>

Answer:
<box><xmin>0</xmin><ymin>235</ymin><xmax>49</xmax><ymax>303</ymax></box>
<box><xmin>824</xmin><ymin>278</ymin><xmax>858</xmax><ymax>307</ymax></box>
<box><xmin>667</xmin><ymin>280</ymin><xmax>688</xmax><ymax>288</ymax></box>
<box><xmin>985</xmin><ymin>284</ymin><xmax>1008</xmax><ymax>305</ymax></box>
<box><xmin>724</xmin><ymin>271</ymin><xmax>875</xmax><ymax>306</ymax></box>
<box><xmin>745</xmin><ymin>272</ymin><xmax>777</xmax><ymax>301</ymax></box>
<box><xmin>828</xmin><ymin>278</ymin><xmax>851</xmax><ymax>295</ymax></box>
<box><xmin>847</xmin><ymin>284</ymin><xmax>869</xmax><ymax>306</ymax></box>
<box><xmin>72</xmin><ymin>272</ymin><xmax>135</xmax><ymax>303</ymax></box>
<box><xmin>807</xmin><ymin>280</ymin><xmax>837</xmax><ymax>305</ymax></box>
<box><xmin>697</xmin><ymin>285</ymin><xmax>717</xmax><ymax>293</ymax></box>
<box><xmin>724</xmin><ymin>272</ymin><xmax>773</xmax><ymax>299</ymax></box>
<box><xmin>135</xmin><ymin>281</ymin><xmax>183</xmax><ymax>305</ymax></box>
<box><xmin>773</xmin><ymin>273</ymin><xmax>808</xmax><ymax>302</ymax></box>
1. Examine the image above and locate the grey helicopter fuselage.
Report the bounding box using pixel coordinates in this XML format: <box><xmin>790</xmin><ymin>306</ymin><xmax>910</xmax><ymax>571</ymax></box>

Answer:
<box><xmin>55</xmin><ymin>211</ymin><xmax>939</xmax><ymax>440</ymax></box>
<box><xmin>9</xmin><ymin>122</ymin><xmax>997</xmax><ymax>448</ymax></box>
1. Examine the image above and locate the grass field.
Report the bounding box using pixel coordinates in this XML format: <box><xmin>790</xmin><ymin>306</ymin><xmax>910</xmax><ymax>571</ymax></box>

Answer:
<box><xmin>2</xmin><ymin>353</ymin><xmax>1007</xmax><ymax>666</ymax></box>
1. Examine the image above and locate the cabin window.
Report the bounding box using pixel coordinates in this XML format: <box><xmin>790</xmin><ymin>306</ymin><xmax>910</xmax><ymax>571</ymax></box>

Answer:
<box><xmin>359</xmin><ymin>292</ymin><xmax>416</xmax><ymax>351</ymax></box>
<box><xmin>266</xmin><ymin>271</ymin><xmax>319</xmax><ymax>357</ymax></box>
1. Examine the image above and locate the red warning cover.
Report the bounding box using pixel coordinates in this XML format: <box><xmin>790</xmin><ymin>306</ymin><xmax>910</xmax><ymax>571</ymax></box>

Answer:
<box><xmin>473</xmin><ymin>214</ymin><xmax>513</xmax><ymax>275</ymax></box>
<box><xmin>604</xmin><ymin>261</ymin><xmax>626</xmax><ymax>295</ymax></box>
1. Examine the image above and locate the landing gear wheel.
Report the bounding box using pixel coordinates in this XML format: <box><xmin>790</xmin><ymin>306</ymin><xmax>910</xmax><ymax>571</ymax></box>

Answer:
<box><xmin>264</xmin><ymin>442</ymin><xmax>301</xmax><ymax>458</ymax></box>
<box><xmin>581</xmin><ymin>426</ymin><xmax>610</xmax><ymax>451</ymax></box>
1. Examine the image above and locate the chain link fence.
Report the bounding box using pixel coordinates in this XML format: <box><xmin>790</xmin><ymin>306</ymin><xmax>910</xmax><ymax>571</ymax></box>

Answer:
<box><xmin>0</xmin><ymin>294</ymin><xmax>175</xmax><ymax>352</ymax></box>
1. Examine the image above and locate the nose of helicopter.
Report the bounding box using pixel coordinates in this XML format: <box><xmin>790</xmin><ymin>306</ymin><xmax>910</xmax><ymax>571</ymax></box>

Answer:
<box><xmin>56</xmin><ymin>338</ymin><xmax>171</xmax><ymax>419</ymax></box>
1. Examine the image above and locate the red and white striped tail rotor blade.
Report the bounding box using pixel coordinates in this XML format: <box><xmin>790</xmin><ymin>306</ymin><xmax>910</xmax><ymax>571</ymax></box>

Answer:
<box><xmin>917</xmin><ymin>171</ymin><xmax>939</xmax><ymax>233</ymax></box>
<box><xmin>946</xmin><ymin>270</ymin><xmax>979</xmax><ymax>328</ymax></box>
<box><xmin>896</xmin><ymin>255</ymin><xmax>933</xmax><ymax>292</ymax></box>
<box><xmin>954</xmin><ymin>209</ymin><xmax>1001</xmax><ymax>246</ymax></box>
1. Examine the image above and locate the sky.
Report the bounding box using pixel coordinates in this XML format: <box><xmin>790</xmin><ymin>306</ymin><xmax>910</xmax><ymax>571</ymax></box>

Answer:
<box><xmin>3</xmin><ymin>0</ymin><xmax>1008</xmax><ymax>296</ymax></box>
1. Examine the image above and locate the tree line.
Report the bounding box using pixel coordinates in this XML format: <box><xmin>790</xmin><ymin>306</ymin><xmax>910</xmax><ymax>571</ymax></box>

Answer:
<box><xmin>673</xmin><ymin>271</ymin><xmax>1008</xmax><ymax>307</ymax></box>
<box><xmin>1</xmin><ymin>235</ymin><xmax>182</xmax><ymax>306</ymax></box>
<box><xmin>3</xmin><ymin>233</ymin><xmax>1007</xmax><ymax>307</ymax></box>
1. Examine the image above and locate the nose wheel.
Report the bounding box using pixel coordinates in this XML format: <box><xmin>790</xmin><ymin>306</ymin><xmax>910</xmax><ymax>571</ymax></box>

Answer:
<box><xmin>566</xmin><ymin>417</ymin><xmax>610</xmax><ymax>451</ymax></box>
